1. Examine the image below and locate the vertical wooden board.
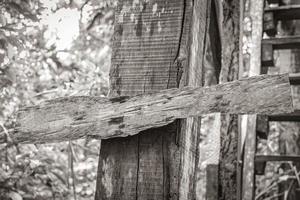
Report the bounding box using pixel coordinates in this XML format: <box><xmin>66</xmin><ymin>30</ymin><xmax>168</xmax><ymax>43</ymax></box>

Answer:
<box><xmin>137</xmin><ymin>130</ymin><xmax>164</xmax><ymax>199</ymax></box>
<box><xmin>96</xmin><ymin>0</ymin><xmax>195</xmax><ymax>199</ymax></box>
<box><xmin>242</xmin><ymin>0</ymin><xmax>264</xmax><ymax>200</ymax></box>
<box><xmin>194</xmin><ymin>0</ymin><xmax>222</xmax><ymax>199</ymax></box>
<box><xmin>110</xmin><ymin>0</ymin><xmax>190</xmax><ymax>96</ymax></box>
<box><xmin>218</xmin><ymin>0</ymin><xmax>241</xmax><ymax>200</ymax></box>
<box><xmin>242</xmin><ymin>115</ymin><xmax>258</xmax><ymax>200</ymax></box>
<box><xmin>175</xmin><ymin>0</ymin><xmax>205</xmax><ymax>199</ymax></box>
<box><xmin>95</xmin><ymin>136</ymin><xmax>139</xmax><ymax>199</ymax></box>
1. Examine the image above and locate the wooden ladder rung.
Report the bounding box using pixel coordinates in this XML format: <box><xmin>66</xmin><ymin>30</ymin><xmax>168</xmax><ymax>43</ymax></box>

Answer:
<box><xmin>255</xmin><ymin>155</ymin><xmax>300</xmax><ymax>175</ymax></box>
<box><xmin>268</xmin><ymin>110</ymin><xmax>300</xmax><ymax>122</ymax></box>
<box><xmin>262</xmin><ymin>37</ymin><xmax>300</xmax><ymax>66</ymax></box>
<box><xmin>255</xmin><ymin>155</ymin><xmax>300</xmax><ymax>162</ymax></box>
<box><xmin>266</xmin><ymin>0</ymin><xmax>279</xmax><ymax>4</ymax></box>
<box><xmin>262</xmin><ymin>36</ymin><xmax>300</xmax><ymax>49</ymax></box>
<box><xmin>265</xmin><ymin>5</ymin><xmax>300</xmax><ymax>20</ymax></box>
<box><xmin>289</xmin><ymin>73</ymin><xmax>300</xmax><ymax>85</ymax></box>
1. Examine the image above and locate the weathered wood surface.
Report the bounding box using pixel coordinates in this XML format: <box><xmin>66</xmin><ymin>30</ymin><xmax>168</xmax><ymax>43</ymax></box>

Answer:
<box><xmin>194</xmin><ymin>0</ymin><xmax>221</xmax><ymax>199</ymax></box>
<box><xmin>1</xmin><ymin>74</ymin><xmax>293</xmax><ymax>144</ymax></box>
<box><xmin>94</xmin><ymin>0</ymin><xmax>197</xmax><ymax>199</ymax></box>
<box><xmin>242</xmin><ymin>0</ymin><xmax>264</xmax><ymax>199</ymax></box>
<box><xmin>178</xmin><ymin>0</ymin><xmax>211</xmax><ymax>199</ymax></box>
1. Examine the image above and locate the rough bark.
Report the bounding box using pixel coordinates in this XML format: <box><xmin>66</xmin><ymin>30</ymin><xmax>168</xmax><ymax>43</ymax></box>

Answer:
<box><xmin>7</xmin><ymin>74</ymin><xmax>294</xmax><ymax>144</ymax></box>
<box><xmin>218</xmin><ymin>0</ymin><xmax>241</xmax><ymax>199</ymax></box>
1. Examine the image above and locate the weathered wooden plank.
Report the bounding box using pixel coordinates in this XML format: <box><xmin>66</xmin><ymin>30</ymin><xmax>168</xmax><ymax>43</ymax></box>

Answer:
<box><xmin>95</xmin><ymin>0</ymin><xmax>193</xmax><ymax>198</ymax></box>
<box><xmin>178</xmin><ymin>0</ymin><xmax>210</xmax><ymax>199</ymax></box>
<box><xmin>242</xmin><ymin>0</ymin><xmax>264</xmax><ymax>199</ymax></box>
<box><xmin>265</xmin><ymin>5</ymin><xmax>300</xmax><ymax>20</ymax></box>
<box><xmin>3</xmin><ymin>74</ymin><xmax>292</xmax><ymax>144</ymax></box>
<box><xmin>194</xmin><ymin>0</ymin><xmax>221</xmax><ymax>199</ymax></box>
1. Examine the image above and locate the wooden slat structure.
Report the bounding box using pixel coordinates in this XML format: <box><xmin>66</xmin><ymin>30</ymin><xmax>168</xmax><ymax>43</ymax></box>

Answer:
<box><xmin>265</xmin><ymin>5</ymin><xmax>300</xmax><ymax>20</ymax></box>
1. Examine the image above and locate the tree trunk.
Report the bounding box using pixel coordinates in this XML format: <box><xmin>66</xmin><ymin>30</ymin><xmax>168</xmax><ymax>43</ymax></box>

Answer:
<box><xmin>218</xmin><ymin>0</ymin><xmax>242</xmax><ymax>200</ymax></box>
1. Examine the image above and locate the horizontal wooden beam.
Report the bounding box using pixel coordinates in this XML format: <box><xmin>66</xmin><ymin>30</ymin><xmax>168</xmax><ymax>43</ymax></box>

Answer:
<box><xmin>266</xmin><ymin>0</ymin><xmax>279</xmax><ymax>4</ymax></box>
<box><xmin>268</xmin><ymin>110</ymin><xmax>300</xmax><ymax>121</ymax></box>
<box><xmin>289</xmin><ymin>73</ymin><xmax>300</xmax><ymax>85</ymax></box>
<box><xmin>262</xmin><ymin>36</ymin><xmax>300</xmax><ymax>49</ymax></box>
<box><xmin>1</xmin><ymin>74</ymin><xmax>293</xmax><ymax>144</ymax></box>
<box><xmin>255</xmin><ymin>155</ymin><xmax>300</xmax><ymax>162</ymax></box>
<box><xmin>255</xmin><ymin>155</ymin><xmax>300</xmax><ymax>175</ymax></box>
<box><xmin>265</xmin><ymin>5</ymin><xmax>300</xmax><ymax>20</ymax></box>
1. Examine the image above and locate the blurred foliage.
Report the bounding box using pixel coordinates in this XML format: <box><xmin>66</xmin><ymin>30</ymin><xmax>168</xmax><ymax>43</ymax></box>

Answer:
<box><xmin>0</xmin><ymin>0</ymin><xmax>114</xmax><ymax>199</ymax></box>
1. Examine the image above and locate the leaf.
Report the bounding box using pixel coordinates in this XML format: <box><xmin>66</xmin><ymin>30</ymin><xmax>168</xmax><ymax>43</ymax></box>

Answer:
<box><xmin>8</xmin><ymin>191</ymin><xmax>23</xmax><ymax>200</ymax></box>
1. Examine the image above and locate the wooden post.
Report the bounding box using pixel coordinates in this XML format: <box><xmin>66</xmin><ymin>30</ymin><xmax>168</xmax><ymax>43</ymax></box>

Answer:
<box><xmin>94</xmin><ymin>0</ymin><xmax>216</xmax><ymax>199</ymax></box>
<box><xmin>242</xmin><ymin>1</ymin><xmax>264</xmax><ymax>200</ymax></box>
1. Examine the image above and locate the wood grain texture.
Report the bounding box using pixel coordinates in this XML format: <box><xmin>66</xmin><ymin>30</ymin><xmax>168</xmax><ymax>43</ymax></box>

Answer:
<box><xmin>242</xmin><ymin>1</ymin><xmax>264</xmax><ymax>200</ymax></box>
<box><xmin>95</xmin><ymin>0</ymin><xmax>193</xmax><ymax>199</ymax></box>
<box><xmin>177</xmin><ymin>0</ymin><xmax>208</xmax><ymax>199</ymax></box>
<box><xmin>194</xmin><ymin>0</ymin><xmax>222</xmax><ymax>199</ymax></box>
<box><xmin>8</xmin><ymin>74</ymin><xmax>293</xmax><ymax>144</ymax></box>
